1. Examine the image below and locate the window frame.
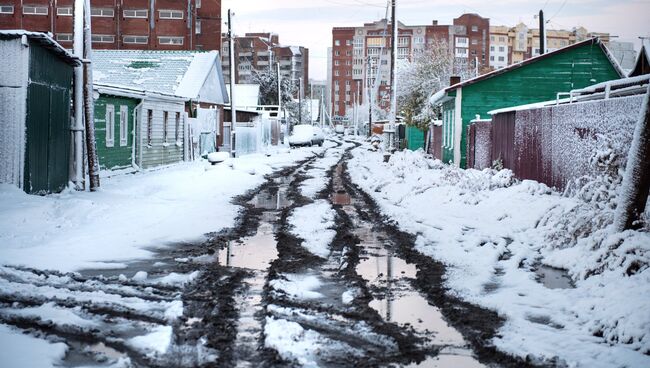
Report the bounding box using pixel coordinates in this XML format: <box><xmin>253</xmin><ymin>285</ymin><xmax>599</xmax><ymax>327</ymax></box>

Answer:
<box><xmin>105</xmin><ymin>104</ymin><xmax>115</xmax><ymax>148</ymax></box>
<box><xmin>158</xmin><ymin>9</ymin><xmax>184</xmax><ymax>20</ymax></box>
<box><xmin>92</xmin><ymin>34</ymin><xmax>115</xmax><ymax>43</ymax></box>
<box><xmin>158</xmin><ymin>36</ymin><xmax>184</xmax><ymax>46</ymax></box>
<box><xmin>91</xmin><ymin>7</ymin><xmax>115</xmax><ymax>17</ymax></box>
<box><xmin>123</xmin><ymin>9</ymin><xmax>148</xmax><ymax>18</ymax></box>
<box><xmin>56</xmin><ymin>7</ymin><xmax>72</xmax><ymax>16</ymax></box>
<box><xmin>123</xmin><ymin>35</ymin><xmax>148</xmax><ymax>44</ymax></box>
<box><xmin>146</xmin><ymin>110</ymin><xmax>153</xmax><ymax>147</ymax></box>
<box><xmin>119</xmin><ymin>105</ymin><xmax>128</xmax><ymax>146</ymax></box>
<box><xmin>23</xmin><ymin>5</ymin><xmax>48</xmax><ymax>15</ymax></box>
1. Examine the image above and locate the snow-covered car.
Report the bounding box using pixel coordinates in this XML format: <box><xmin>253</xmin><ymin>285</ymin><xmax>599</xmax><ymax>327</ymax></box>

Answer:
<box><xmin>334</xmin><ymin>124</ymin><xmax>345</xmax><ymax>135</ymax></box>
<box><xmin>311</xmin><ymin>127</ymin><xmax>325</xmax><ymax>146</ymax></box>
<box><xmin>289</xmin><ymin>125</ymin><xmax>323</xmax><ymax>147</ymax></box>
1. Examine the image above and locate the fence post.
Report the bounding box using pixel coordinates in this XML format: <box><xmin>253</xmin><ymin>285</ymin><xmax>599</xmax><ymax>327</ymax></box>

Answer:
<box><xmin>614</xmin><ymin>84</ymin><xmax>650</xmax><ymax>231</ymax></box>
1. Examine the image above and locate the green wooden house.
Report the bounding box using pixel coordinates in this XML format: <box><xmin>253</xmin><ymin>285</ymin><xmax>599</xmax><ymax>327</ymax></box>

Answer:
<box><xmin>430</xmin><ymin>38</ymin><xmax>624</xmax><ymax>168</ymax></box>
<box><xmin>92</xmin><ymin>50</ymin><xmax>228</xmax><ymax>171</ymax></box>
<box><xmin>0</xmin><ymin>31</ymin><xmax>80</xmax><ymax>194</ymax></box>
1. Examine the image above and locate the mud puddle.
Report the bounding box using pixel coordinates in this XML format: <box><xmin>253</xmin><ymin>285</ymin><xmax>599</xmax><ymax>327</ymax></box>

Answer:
<box><xmin>535</xmin><ymin>265</ymin><xmax>574</xmax><ymax>289</ymax></box>
<box><xmin>331</xmin><ymin>158</ymin><xmax>485</xmax><ymax>367</ymax></box>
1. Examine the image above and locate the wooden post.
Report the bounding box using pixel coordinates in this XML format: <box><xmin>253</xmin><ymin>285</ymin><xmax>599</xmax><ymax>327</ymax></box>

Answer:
<box><xmin>615</xmin><ymin>84</ymin><xmax>650</xmax><ymax>231</ymax></box>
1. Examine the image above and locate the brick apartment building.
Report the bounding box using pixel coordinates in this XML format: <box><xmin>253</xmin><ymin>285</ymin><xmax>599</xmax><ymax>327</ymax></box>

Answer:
<box><xmin>221</xmin><ymin>32</ymin><xmax>309</xmax><ymax>97</ymax></box>
<box><xmin>0</xmin><ymin>0</ymin><xmax>221</xmax><ymax>51</ymax></box>
<box><xmin>330</xmin><ymin>14</ymin><xmax>489</xmax><ymax>119</ymax></box>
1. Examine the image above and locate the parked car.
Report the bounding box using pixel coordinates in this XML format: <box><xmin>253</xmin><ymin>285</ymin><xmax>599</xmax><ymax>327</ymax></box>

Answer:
<box><xmin>334</xmin><ymin>124</ymin><xmax>345</xmax><ymax>135</ymax></box>
<box><xmin>289</xmin><ymin>125</ymin><xmax>324</xmax><ymax>147</ymax></box>
<box><xmin>312</xmin><ymin>127</ymin><xmax>325</xmax><ymax>146</ymax></box>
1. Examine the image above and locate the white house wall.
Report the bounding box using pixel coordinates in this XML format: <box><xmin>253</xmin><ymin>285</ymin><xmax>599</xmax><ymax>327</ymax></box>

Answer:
<box><xmin>0</xmin><ymin>38</ymin><xmax>29</xmax><ymax>188</ymax></box>
<box><xmin>453</xmin><ymin>88</ymin><xmax>463</xmax><ymax>166</ymax></box>
<box><xmin>136</xmin><ymin>100</ymin><xmax>186</xmax><ymax>169</ymax></box>
<box><xmin>196</xmin><ymin>64</ymin><xmax>226</xmax><ymax>105</ymax></box>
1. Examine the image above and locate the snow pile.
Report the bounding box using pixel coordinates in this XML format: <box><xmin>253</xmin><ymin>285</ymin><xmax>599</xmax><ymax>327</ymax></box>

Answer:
<box><xmin>264</xmin><ymin>316</ymin><xmax>326</xmax><ymax>367</ymax></box>
<box><xmin>0</xmin><ymin>324</ymin><xmax>67</xmax><ymax>368</ymax></box>
<box><xmin>127</xmin><ymin>325</ymin><xmax>173</xmax><ymax>356</ymax></box>
<box><xmin>299</xmin><ymin>140</ymin><xmax>351</xmax><ymax>199</ymax></box>
<box><xmin>288</xmin><ymin>200</ymin><xmax>337</xmax><ymax>258</ymax></box>
<box><xmin>348</xmin><ymin>147</ymin><xmax>650</xmax><ymax>367</ymax></box>
<box><xmin>269</xmin><ymin>273</ymin><xmax>324</xmax><ymax>300</ymax></box>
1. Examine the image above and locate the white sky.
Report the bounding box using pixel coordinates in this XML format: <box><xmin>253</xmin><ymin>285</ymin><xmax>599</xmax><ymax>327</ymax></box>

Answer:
<box><xmin>221</xmin><ymin>0</ymin><xmax>650</xmax><ymax>80</ymax></box>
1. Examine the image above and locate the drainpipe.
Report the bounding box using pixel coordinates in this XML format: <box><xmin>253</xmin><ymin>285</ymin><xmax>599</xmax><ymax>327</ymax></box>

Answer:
<box><xmin>71</xmin><ymin>0</ymin><xmax>85</xmax><ymax>190</ymax></box>
<box><xmin>132</xmin><ymin>100</ymin><xmax>144</xmax><ymax>170</ymax></box>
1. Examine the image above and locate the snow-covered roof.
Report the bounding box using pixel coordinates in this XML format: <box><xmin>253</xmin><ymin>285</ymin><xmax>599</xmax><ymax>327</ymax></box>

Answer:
<box><xmin>92</xmin><ymin>50</ymin><xmax>228</xmax><ymax>104</ymax></box>
<box><xmin>432</xmin><ymin>38</ymin><xmax>625</xmax><ymax>104</ymax></box>
<box><xmin>0</xmin><ymin>30</ymin><xmax>81</xmax><ymax>66</ymax></box>
<box><xmin>629</xmin><ymin>45</ymin><xmax>650</xmax><ymax>77</ymax></box>
<box><xmin>226</xmin><ymin>84</ymin><xmax>260</xmax><ymax>108</ymax></box>
<box><xmin>94</xmin><ymin>83</ymin><xmax>187</xmax><ymax>102</ymax></box>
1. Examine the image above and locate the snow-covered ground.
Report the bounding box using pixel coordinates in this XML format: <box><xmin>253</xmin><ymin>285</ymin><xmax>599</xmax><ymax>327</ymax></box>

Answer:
<box><xmin>0</xmin><ymin>146</ymin><xmax>324</xmax><ymax>367</ymax></box>
<box><xmin>0</xmin><ymin>148</ymin><xmax>320</xmax><ymax>272</ymax></box>
<box><xmin>348</xmin><ymin>147</ymin><xmax>650</xmax><ymax>368</ymax></box>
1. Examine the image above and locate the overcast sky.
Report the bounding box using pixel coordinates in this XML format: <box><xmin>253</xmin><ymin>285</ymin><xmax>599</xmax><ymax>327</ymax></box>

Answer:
<box><xmin>221</xmin><ymin>0</ymin><xmax>650</xmax><ymax>80</ymax></box>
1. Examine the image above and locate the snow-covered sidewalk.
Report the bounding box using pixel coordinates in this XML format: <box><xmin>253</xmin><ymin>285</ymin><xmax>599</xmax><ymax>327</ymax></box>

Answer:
<box><xmin>348</xmin><ymin>147</ymin><xmax>650</xmax><ymax>368</ymax></box>
<box><xmin>0</xmin><ymin>148</ymin><xmax>321</xmax><ymax>273</ymax></box>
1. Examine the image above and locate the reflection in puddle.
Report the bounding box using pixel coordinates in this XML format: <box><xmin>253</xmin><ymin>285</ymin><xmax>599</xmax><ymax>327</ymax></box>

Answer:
<box><xmin>536</xmin><ymin>265</ymin><xmax>574</xmax><ymax>289</ymax></box>
<box><xmin>250</xmin><ymin>187</ymin><xmax>292</xmax><ymax>210</ymax></box>
<box><xmin>219</xmin><ymin>219</ymin><xmax>278</xmax><ymax>271</ymax></box>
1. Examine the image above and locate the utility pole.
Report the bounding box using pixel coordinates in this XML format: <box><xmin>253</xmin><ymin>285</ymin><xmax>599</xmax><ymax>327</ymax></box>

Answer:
<box><xmin>71</xmin><ymin>0</ymin><xmax>84</xmax><ymax>190</ymax></box>
<box><xmin>539</xmin><ymin>10</ymin><xmax>546</xmax><ymax>55</ymax></box>
<box><xmin>299</xmin><ymin>77</ymin><xmax>303</xmax><ymax>125</ymax></box>
<box><xmin>83</xmin><ymin>0</ymin><xmax>100</xmax><ymax>191</ymax></box>
<box><xmin>367</xmin><ymin>56</ymin><xmax>373</xmax><ymax>137</ymax></box>
<box><xmin>228</xmin><ymin>9</ymin><xmax>237</xmax><ymax>156</ymax></box>
<box><xmin>277</xmin><ymin>62</ymin><xmax>282</xmax><ymax>121</ymax></box>
<box><xmin>387</xmin><ymin>0</ymin><xmax>398</xmax><ymax>152</ymax></box>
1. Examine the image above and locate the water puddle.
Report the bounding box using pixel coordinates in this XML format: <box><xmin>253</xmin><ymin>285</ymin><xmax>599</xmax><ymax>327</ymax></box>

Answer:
<box><xmin>219</xmin><ymin>219</ymin><xmax>278</xmax><ymax>271</ymax></box>
<box><xmin>249</xmin><ymin>187</ymin><xmax>292</xmax><ymax>210</ymax></box>
<box><xmin>535</xmin><ymin>265</ymin><xmax>574</xmax><ymax>289</ymax></box>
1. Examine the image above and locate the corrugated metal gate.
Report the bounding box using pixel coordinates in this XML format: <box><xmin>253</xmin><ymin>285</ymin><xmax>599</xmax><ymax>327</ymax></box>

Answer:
<box><xmin>491</xmin><ymin>111</ymin><xmax>516</xmax><ymax>170</ymax></box>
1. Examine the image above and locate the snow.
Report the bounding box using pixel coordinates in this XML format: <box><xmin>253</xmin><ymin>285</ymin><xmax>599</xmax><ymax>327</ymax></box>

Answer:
<box><xmin>127</xmin><ymin>325</ymin><xmax>173</xmax><ymax>355</ymax></box>
<box><xmin>264</xmin><ymin>316</ymin><xmax>323</xmax><ymax>367</ymax></box>
<box><xmin>269</xmin><ymin>273</ymin><xmax>324</xmax><ymax>300</ymax></box>
<box><xmin>0</xmin><ymin>324</ymin><xmax>68</xmax><ymax>368</ymax></box>
<box><xmin>287</xmin><ymin>200</ymin><xmax>337</xmax><ymax>258</ymax></box>
<box><xmin>0</xmin><ymin>149</ymin><xmax>320</xmax><ymax>273</ymax></box>
<box><xmin>299</xmin><ymin>140</ymin><xmax>350</xmax><ymax>199</ymax></box>
<box><xmin>348</xmin><ymin>147</ymin><xmax>650</xmax><ymax>367</ymax></box>
<box><xmin>3</xmin><ymin>302</ymin><xmax>99</xmax><ymax>328</ymax></box>
<box><xmin>155</xmin><ymin>271</ymin><xmax>201</xmax><ymax>287</ymax></box>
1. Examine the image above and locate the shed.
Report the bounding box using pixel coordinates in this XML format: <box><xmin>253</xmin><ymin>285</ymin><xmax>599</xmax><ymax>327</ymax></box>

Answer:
<box><xmin>430</xmin><ymin>38</ymin><xmax>624</xmax><ymax>168</ymax></box>
<box><xmin>0</xmin><ymin>30</ymin><xmax>80</xmax><ymax>194</ymax></box>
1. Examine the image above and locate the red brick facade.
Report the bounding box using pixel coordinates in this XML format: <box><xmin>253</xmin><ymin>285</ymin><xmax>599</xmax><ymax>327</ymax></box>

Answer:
<box><xmin>0</xmin><ymin>0</ymin><xmax>221</xmax><ymax>51</ymax></box>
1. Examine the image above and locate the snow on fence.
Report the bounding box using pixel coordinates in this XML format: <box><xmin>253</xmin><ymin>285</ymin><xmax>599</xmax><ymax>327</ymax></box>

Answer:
<box><xmin>467</xmin><ymin>119</ymin><xmax>492</xmax><ymax>170</ymax></box>
<box><xmin>480</xmin><ymin>95</ymin><xmax>645</xmax><ymax>190</ymax></box>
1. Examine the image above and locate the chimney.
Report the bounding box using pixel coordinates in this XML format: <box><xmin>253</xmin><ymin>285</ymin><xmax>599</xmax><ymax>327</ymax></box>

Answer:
<box><xmin>450</xmin><ymin>76</ymin><xmax>461</xmax><ymax>86</ymax></box>
<box><xmin>432</xmin><ymin>20</ymin><xmax>438</xmax><ymax>26</ymax></box>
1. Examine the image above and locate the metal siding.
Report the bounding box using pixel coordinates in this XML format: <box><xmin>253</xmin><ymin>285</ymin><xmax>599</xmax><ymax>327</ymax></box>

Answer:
<box><xmin>139</xmin><ymin>100</ymin><xmax>186</xmax><ymax>169</ymax></box>
<box><xmin>491</xmin><ymin>112</ymin><xmax>516</xmax><ymax>170</ymax></box>
<box><xmin>24</xmin><ymin>40</ymin><xmax>74</xmax><ymax>194</ymax></box>
<box><xmin>406</xmin><ymin>126</ymin><xmax>425</xmax><ymax>151</ymax></box>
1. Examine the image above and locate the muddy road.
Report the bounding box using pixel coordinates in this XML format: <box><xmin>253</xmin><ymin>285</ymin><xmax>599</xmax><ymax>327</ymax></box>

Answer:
<box><xmin>0</xmin><ymin>141</ymin><xmax>533</xmax><ymax>367</ymax></box>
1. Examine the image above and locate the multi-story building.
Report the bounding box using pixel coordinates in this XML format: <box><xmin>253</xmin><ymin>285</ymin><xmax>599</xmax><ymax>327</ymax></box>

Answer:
<box><xmin>0</xmin><ymin>0</ymin><xmax>221</xmax><ymax>51</ymax></box>
<box><xmin>489</xmin><ymin>23</ymin><xmax>611</xmax><ymax>69</ymax></box>
<box><xmin>221</xmin><ymin>32</ymin><xmax>308</xmax><ymax>96</ymax></box>
<box><xmin>330</xmin><ymin>15</ymin><xmax>488</xmax><ymax>119</ymax></box>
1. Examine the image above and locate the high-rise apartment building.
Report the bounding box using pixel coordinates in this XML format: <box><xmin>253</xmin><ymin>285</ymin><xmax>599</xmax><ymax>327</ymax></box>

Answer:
<box><xmin>0</xmin><ymin>0</ymin><xmax>221</xmax><ymax>51</ymax></box>
<box><xmin>221</xmin><ymin>32</ymin><xmax>309</xmax><ymax>96</ymax></box>
<box><xmin>330</xmin><ymin>14</ymin><xmax>488</xmax><ymax>119</ymax></box>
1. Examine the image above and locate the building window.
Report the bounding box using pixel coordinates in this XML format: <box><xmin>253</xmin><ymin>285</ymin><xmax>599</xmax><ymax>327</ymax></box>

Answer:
<box><xmin>119</xmin><ymin>105</ymin><xmax>128</xmax><ymax>146</ymax></box>
<box><xmin>334</xmin><ymin>40</ymin><xmax>340</xmax><ymax>46</ymax></box>
<box><xmin>92</xmin><ymin>34</ymin><xmax>115</xmax><ymax>43</ymax></box>
<box><xmin>196</xmin><ymin>0</ymin><xmax>201</xmax><ymax>8</ymax></box>
<box><xmin>0</xmin><ymin>5</ymin><xmax>14</xmax><ymax>14</ymax></box>
<box><xmin>499</xmin><ymin>46</ymin><xmax>505</xmax><ymax>52</ymax></box>
<box><xmin>490</xmin><ymin>35</ymin><xmax>495</xmax><ymax>41</ymax></box>
<box><xmin>123</xmin><ymin>35</ymin><xmax>148</xmax><ymax>44</ymax></box>
<box><xmin>159</xmin><ymin>9</ymin><xmax>183</xmax><ymax>19</ymax></box>
<box><xmin>56</xmin><ymin>33</ymin><xmax>73</xmax><ymax>42</ymax></box>
<box><xmin>23</xmin><ymin>5</ymin><xmax>48</xmax><ymax>15</ymax></box>
<box><xmin>147</xmin><ymin>110</ymin><xmax>153</xmax><ymax>146</ymax></box>
<box><xmin>57</xmin><ymin>7</ymin><xmax>72</xmax><ymax>16</ymax></box>
<box><xmin>158</xmin><ymin>36</ymin><xmax>184</xmax><ymax>45</ymax></box>
<box><xmin>195</xmin><ymin>19</ymin><xmax>201</xmax><ymax>34</ymax></box>
<box><xmin>175</xmin><ymin>112</ymin><xmax>181</xmax><ymax>143</ymax></box>
<box><xmin>490</xmin><ymin>56</ymin><xmax>494</xmax><ymax>61</ymax></box>
<box><xmin>490</xmin><ymin>46</ymin><xmax>495</xmax><ymax>52</ymax></box>
<box><xmin>335</xmin><ymin>50</ymin><xmax>340</xmax><ymax>56</ymax></box>
<box><xmin>346</xmin><ymin>40</ymin><xmax>352</xmax><ymax>46</ymax></box>
<box><xmin>163</xmin><ymin>111</ymin><xmax>169</xmax><ymax>144</ymax></box>
<box><xmin>105</xmin><ymin>105</ymin><xmax>115</xmax><ymax>148</ymax></box>
<box><xmin>471</xmin><ymin>39</ymin><xmax>478</xmax><ymax>45</ymax></box>
<box><xmin>471</xmin><ymin>25</ymin><xmax>478</xmax><ymax>32</ymax></box>
<box><xmin>499</xmin><ymin>36</ymin><xmax>505</xmax><ymax>42</ymax></box>
<box><xmin>334</xmin><ymin>70</ymin><xmax>339</xmax><ymax>76</ymax></box>
<box><xmin>91</xmin><ymin>8</ymin><xmax>114</xmax><ymax>17</ymax></box>
<box><xmin>123</xmin><ymin>9</ymin><xmax>148</xmax><ymax>18</ymax></box>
